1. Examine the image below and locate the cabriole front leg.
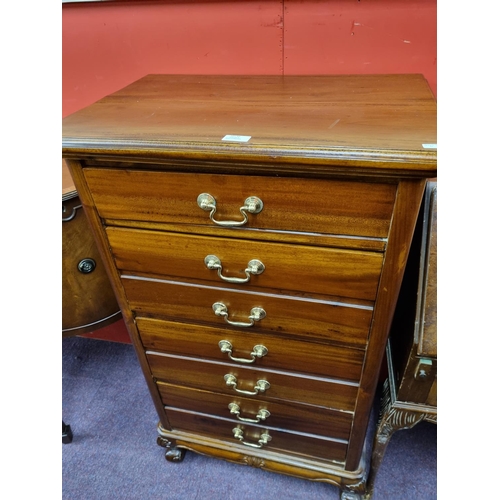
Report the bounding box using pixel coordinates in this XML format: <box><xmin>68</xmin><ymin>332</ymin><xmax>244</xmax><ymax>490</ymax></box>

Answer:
<box><xmin>366</xmin><ymin>380</ymin><xmax>425</xmax><ymax>497</ymax></box>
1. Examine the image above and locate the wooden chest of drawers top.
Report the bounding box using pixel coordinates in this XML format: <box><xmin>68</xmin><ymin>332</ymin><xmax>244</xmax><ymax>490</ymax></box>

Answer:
<box><xmin>62</xmin><ymin>74</ymin><xmax>436</xmax><ymax>176</ymax></box>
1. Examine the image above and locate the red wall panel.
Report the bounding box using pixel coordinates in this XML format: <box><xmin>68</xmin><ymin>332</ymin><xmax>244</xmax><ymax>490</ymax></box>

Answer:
<box><xmin>283</xmin><ymin>0</ymin><xmax>436</xmax><ymax>95</ymax></box>
<box><xmin>62</xmin><ymin>0</ymin><xmax>436</xmax><ymax>343</ymax></box>
<box><xmin>63</xmin><ymin>0</ymin><xmax>284</xmax><ymax>116</ymax></box>
<box><xmin>63</xmin><ymin>1</ymin><xmax>436</xmax><ymax>118</ymax></box>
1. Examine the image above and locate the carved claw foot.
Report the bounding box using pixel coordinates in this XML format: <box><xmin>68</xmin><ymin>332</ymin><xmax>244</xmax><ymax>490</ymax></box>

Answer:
<box><xmin>157</xmin><ymin>436</ymin><xmax>186</xmax><ymax>463</ymax></box>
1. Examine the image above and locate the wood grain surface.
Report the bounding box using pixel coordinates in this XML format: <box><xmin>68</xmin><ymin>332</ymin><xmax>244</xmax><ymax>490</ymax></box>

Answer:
<box><xmin>63</xmin><ymin>74</ymin><xmax>437</xmax><ymax>173</ymax></box>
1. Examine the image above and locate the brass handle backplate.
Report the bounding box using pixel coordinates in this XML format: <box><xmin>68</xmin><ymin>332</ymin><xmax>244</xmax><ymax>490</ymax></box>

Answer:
<box><xmin>197</xmin><ymin>193</ymin><xmax>263</xmax><ymax>227</ymax></box>
<box><xmin>218</xmin><ymin>340</ymin><xmax>268</xmax><ymax>364</ymax></box>
<box><xmin>224</xmin><ymin>374</ymin><xmax>270</xmax><ymax>396</ymax></box>
<box><xmin>212</xmin><ymin>302</ymin><xmax>266</xmax><ymax>328</ymax></box>
<box><xmin>205</xmin><ymin>255</ymin><xmax>265</xmax><ymax>284</ymax></box>
<box><xmin>228</xmin><ymin>403</ymin><xmax>270</xmax><ymax>423</ymax></box>
<box><xmin>232</xmin><ymin>427</ymin><xmax>272</xmax><ymax>448</ymax></box>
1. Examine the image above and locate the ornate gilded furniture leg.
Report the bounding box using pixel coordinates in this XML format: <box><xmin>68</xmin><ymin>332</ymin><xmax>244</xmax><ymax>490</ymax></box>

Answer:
<box><xmin>366</xmin><ymin>342</ymin><xmax>436</xmax><ymax>497</ymax></box>
<box><xmin>366</xmin><ymin>381</ymin><xmax>423</xmax><ymax>497</ymax></box>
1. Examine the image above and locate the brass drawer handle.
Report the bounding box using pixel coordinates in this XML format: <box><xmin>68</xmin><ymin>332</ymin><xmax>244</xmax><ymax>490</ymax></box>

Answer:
<box><xmin>212</xmin><ymin>302</ymin><xmax>266</xmax><ymax>328</ymax></box>
<box><xmin>224</xmin><ymin>374</ymin><xmax>270</xmax><ymax>396</ymax></box>
<box><xmin>232</xmin><ymin>427</ymin><xmax>272</xmax><ymax>449</ymax></box>
<box><xmin>204</xmin><ymin>255</ymin><xmax>265</xmax><ymax>284</ymax></box>
<box><xmin>197</xmin><ymin>193</ymin><xmax>263</xmax><ymax>227</ymax></box>
<box><xmin>219</xmin><ymin>340</ymin><xmax>268</xmax><ymax>364</ymax></box>
<box><xmin>228</xmin><ymin>403</ymin><xmax>270</xmax><ymax>423</ymax></box>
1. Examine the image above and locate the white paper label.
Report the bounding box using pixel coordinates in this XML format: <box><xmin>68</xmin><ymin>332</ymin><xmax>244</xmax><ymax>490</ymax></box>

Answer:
<box><xmin>222</xmin><ymin>135</ymin><xmax>251</xmax><ymax>143</ymax></box>
<box><xmin>422</xmin><ymin>144</ymin><xmax>437</xmax><ymax>149</ymax></box>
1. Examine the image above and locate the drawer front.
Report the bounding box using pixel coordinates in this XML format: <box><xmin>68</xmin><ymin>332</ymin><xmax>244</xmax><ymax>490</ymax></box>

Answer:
<box><xmin>147</xmin><ymin>352</ymin><xmax>359</xmax><ymax>410</ymax></box>
<box><xmin>85</xmin><ymin>168</ymin><xmax>397</xmax><ymax>238</ymax></box>
<box><xmin>166</xmin><ymin>408</ymin><xmax>348</xmax><ymax>463</ymax></box>
<box><xmin>123</xmin><ymin>278</ymin><xmax>373</xmax><ymax>348</ymax></box>
<box><xmin>157</xmin><ymin>382</ymin><xmax>353</xmax><ymax>440</ymax></box>
<box><xmin>108</xmin><ymin>227</ymin><xmax>383</xmax><ymax>301</ymax></box>
<box><xmin>137</xmin><ymin>317</ymin><xmax>365</xmax><ymax>380</ymax></box>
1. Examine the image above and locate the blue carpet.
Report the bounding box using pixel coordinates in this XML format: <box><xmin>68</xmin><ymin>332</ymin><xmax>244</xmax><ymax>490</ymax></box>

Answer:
<box><xmin>62</xmin><ymin>336</ymin><xmax>436</xmax><ymax>499</ymax></box>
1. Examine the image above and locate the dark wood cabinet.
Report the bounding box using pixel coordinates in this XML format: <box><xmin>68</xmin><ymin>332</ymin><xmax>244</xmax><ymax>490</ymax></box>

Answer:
<box><xmin>62</xmin><ymin>160</ymin><xmax>121</xmax><ymax>336</ymax></box>
<box><xmin>62</xmin><ymin>75</ymin><xmax>436</xmax><ymax>499</ymax></box>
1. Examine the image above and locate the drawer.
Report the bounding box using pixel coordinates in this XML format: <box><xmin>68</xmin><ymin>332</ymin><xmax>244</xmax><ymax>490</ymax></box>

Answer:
<box><xmin>124</xmin><ymin>278</ymin><xmax>373</xmax><ymax>348</ymax></box>
<box><xmin>157</xmin><ymin>382</ymin><xmax>353</xmax><ymax>440</ymax></box>
<box><xmin>137</xmin><ymin>317</ymin><xmax>365</xmax><ymax>379</ymax></box>
<box><xmin>108</xmin><ymin>227</ymin><xmax>383</xmax><ymax>301</ymax></box>
<box><xmin>147</xmin><ymin>352</ymin><xmax>359</xmax><ymax>410</ymax></box>
<box><xmin>165</xmin><ymin>408</ymin><xmax>348</xmax><ymax>463</ymax></box>
<box><xmin>85</xmin><ymin>168</ymin><xmax>396</xmax><ymax>239</ymax></box>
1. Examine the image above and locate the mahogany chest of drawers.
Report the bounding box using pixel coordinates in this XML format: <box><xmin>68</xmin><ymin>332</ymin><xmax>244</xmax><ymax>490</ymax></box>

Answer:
<box><xmin>62</xmin><ymin>74</ymin><xmax>437</xmax><ymax>499</ymax></box>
